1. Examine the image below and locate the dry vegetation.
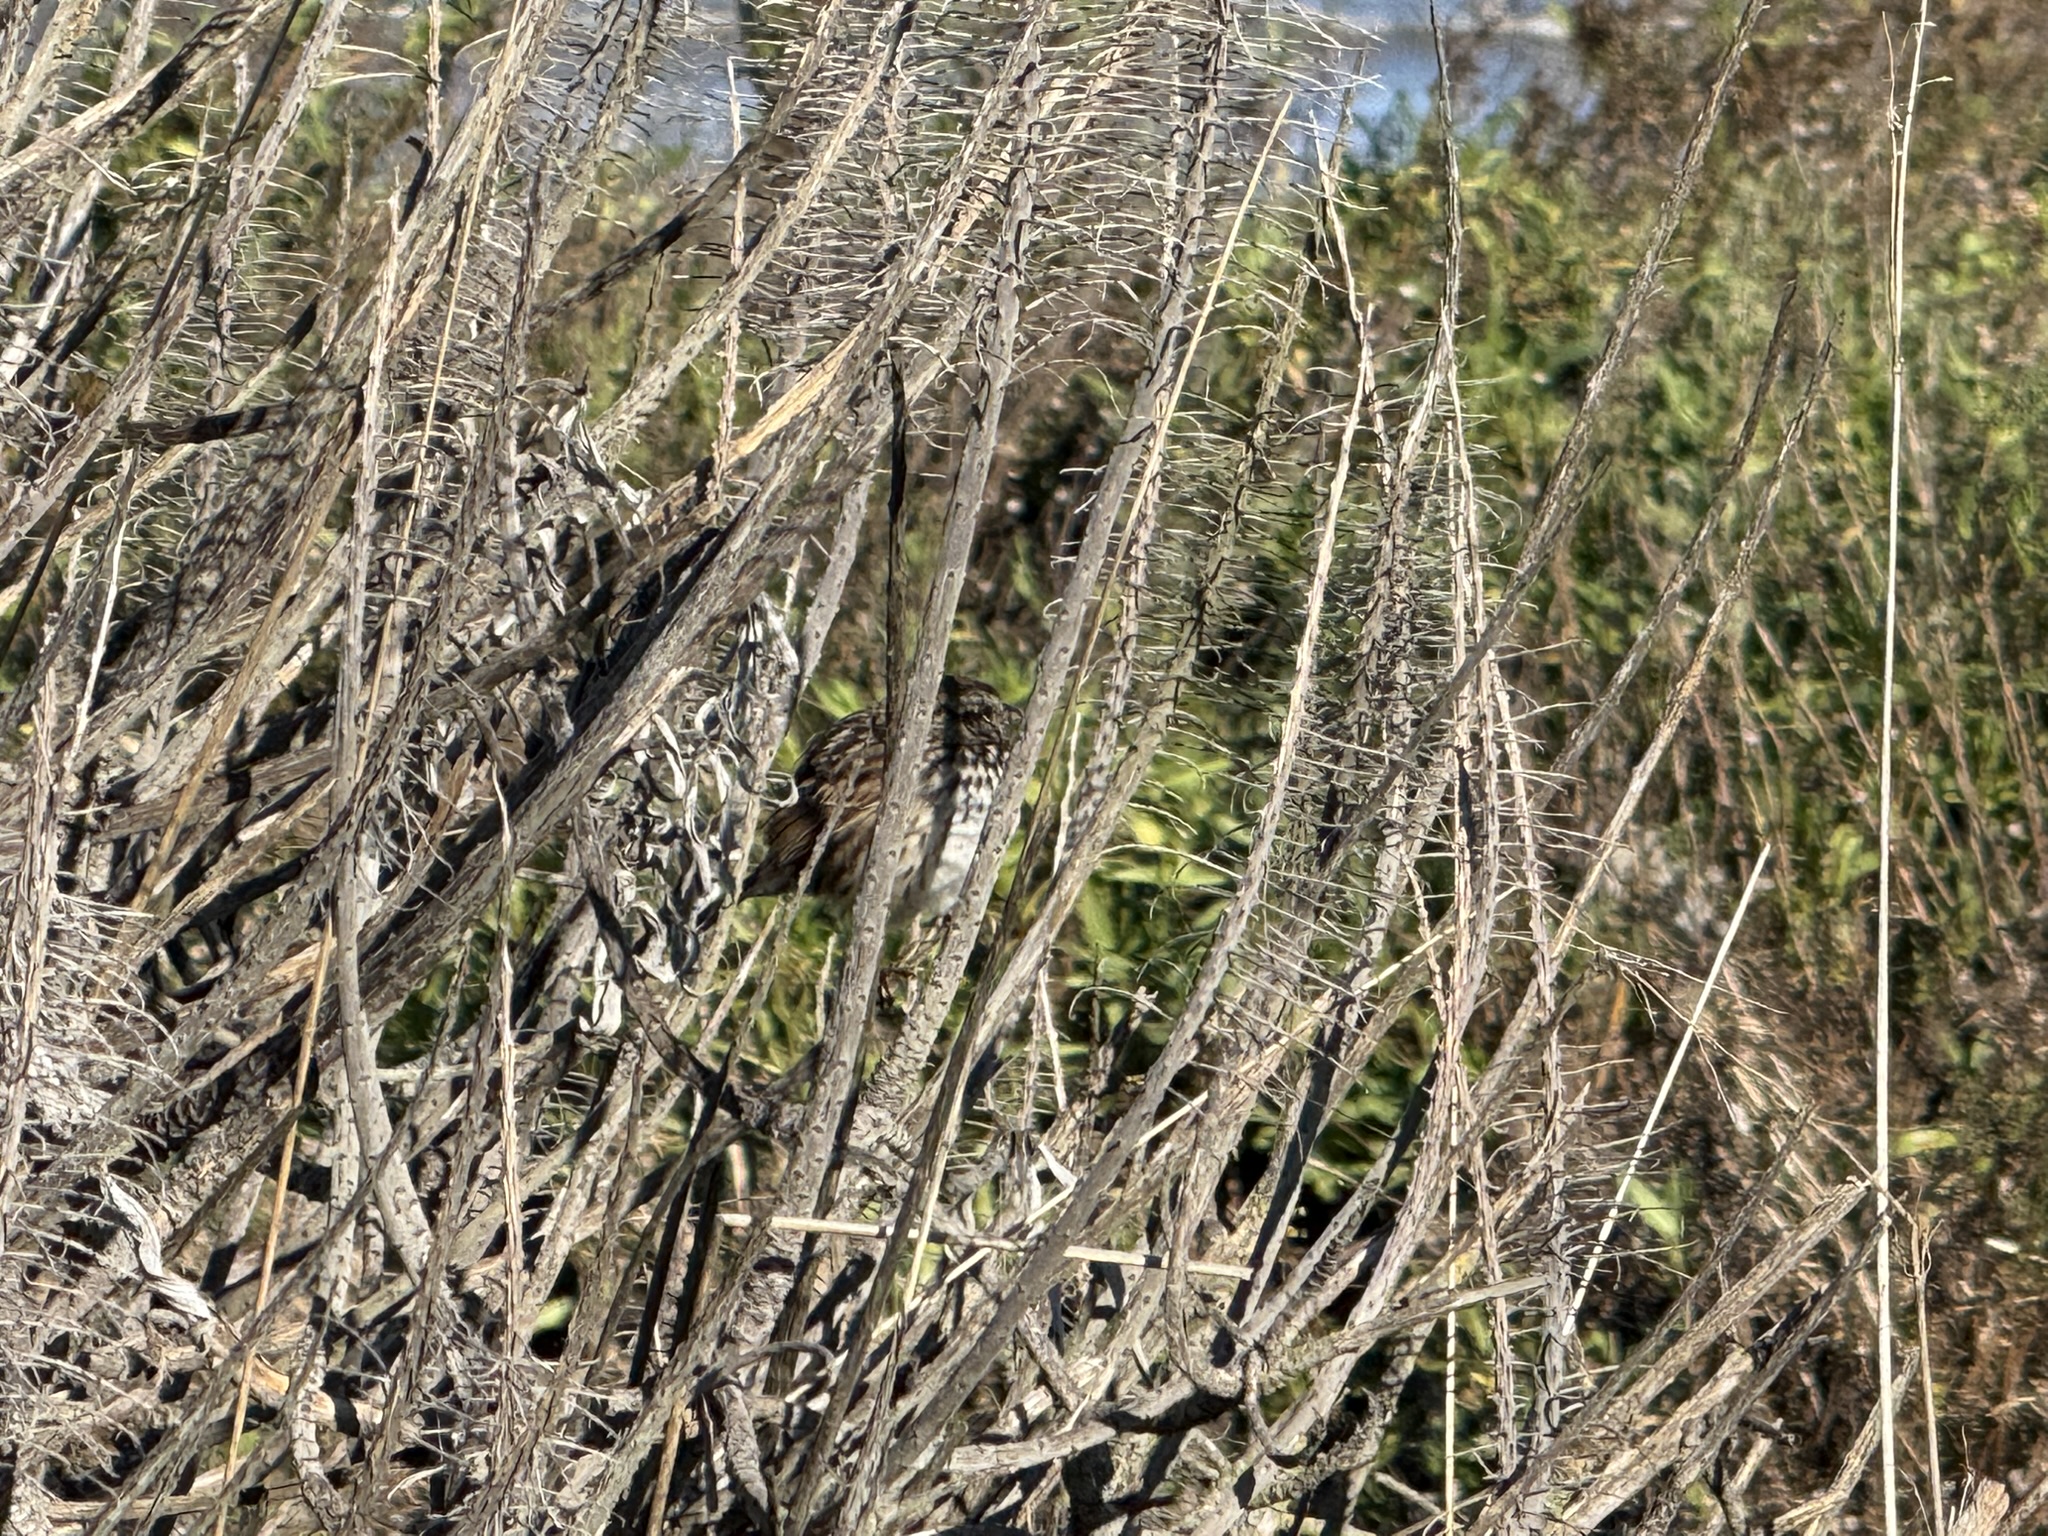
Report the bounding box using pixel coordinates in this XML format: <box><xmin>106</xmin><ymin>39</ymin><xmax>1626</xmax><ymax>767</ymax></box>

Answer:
<box><xmin>1</xmin><ymin>0</ymin><xmax>2044</xmax><ymax>1531</ymax></box>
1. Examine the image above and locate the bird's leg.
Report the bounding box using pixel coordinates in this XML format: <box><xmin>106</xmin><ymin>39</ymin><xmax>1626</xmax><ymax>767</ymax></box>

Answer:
<box><xmin>902</xmin><ymin>912</ymin><xmax>931</xmax><ymax>955</ymax></box>
<box><xmin>880</xmin><ymin>914</ymin><xmax>939</xmax><ymax>1007</ymax></box>
<box><xmin>883</xmin><ymin>960</ymin><xmax>923</xmax><ymax>1036</ymax></box>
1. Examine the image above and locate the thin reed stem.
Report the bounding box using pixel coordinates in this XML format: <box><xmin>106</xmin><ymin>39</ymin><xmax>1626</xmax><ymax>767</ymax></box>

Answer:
<box><xmin>1878</xmin><ymin>10</ymin><xmax>1933</xmax><ymax>1536</ymax></box>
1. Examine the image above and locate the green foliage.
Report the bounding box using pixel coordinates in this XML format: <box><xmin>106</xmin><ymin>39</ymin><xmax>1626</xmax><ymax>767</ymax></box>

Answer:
<box><xmin>15</xmin><ymin>0</ymin><xmax>2048</xmax><ymax>1523</ymax></box>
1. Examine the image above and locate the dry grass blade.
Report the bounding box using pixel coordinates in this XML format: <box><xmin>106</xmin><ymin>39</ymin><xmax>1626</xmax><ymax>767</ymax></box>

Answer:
<box><xmin>0</xmin><ymin>0</ymin><xmax>1989</xmax><ymax>1531</ymax></box>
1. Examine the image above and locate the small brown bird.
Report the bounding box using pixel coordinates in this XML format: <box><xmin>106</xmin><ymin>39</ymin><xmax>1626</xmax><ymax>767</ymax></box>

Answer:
<box><xmin>744</xmin><ymin>676</ymin><xmax>1019</xmax><ymax>917</ymax></box>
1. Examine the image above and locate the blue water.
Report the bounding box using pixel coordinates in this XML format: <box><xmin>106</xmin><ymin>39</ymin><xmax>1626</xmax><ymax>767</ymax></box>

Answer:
<box><xmin>1320</xmin><ymin>0</ymin><xmax>1586</xmax><ymax>158</ymax></box>
<box><xmin>625</xmin><ymin>0</ymin><xmax>1586</xmax><ymax>164</ymax></box>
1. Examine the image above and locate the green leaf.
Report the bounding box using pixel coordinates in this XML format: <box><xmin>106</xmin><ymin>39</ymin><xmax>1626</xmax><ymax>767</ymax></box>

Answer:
<box><xmin>1894</xmin><ymin>1127</ymin><xmax>1958</xmax><ymax>1159</ymax></box>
